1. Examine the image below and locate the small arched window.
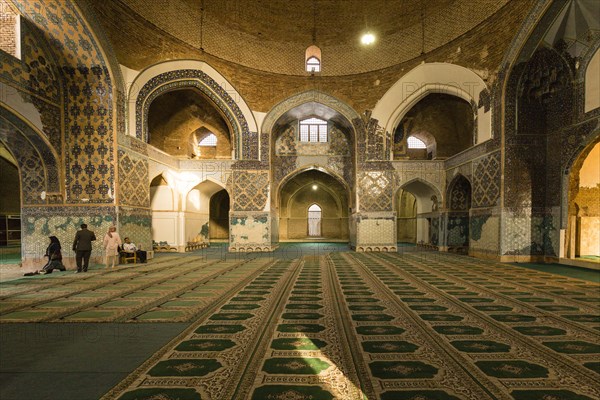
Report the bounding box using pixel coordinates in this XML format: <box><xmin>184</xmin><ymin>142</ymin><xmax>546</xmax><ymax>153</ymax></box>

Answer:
<box><xmin>199</xmin><ymin>133</ymin><xmax>217</xmax><ymax>147</ymax></box>
<box><xmin>407</xmin><ymin>136</ymin><xmax>427</xmax><ymax>149</ymax></box>
<box><xmin>305</xmin><ymin>45</ymin><xmax>322</xmax><ymax>73</ymax></box>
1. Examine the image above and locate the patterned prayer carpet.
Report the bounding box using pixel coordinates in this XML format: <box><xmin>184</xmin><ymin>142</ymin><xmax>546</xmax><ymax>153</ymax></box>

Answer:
<box><xmin>2</xmin><ymin>252</ymin><xmax>599</xmax><ymax>399</ymax></box>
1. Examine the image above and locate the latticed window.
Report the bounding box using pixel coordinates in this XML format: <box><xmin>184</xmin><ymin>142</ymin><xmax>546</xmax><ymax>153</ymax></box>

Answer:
<box><xmin>407</xmin><ymin>136</ymin><xmax>426</xmax><ymax>149</ymax></box>
<box><xmin>199</xmin><ymin>133</ymin><xmax>217</xmax><ymax>146</ymax></box>
<box><xmin>299</xmin><ymin>118</ymin><xmax>328</xmax><ymax>143</ymax></box>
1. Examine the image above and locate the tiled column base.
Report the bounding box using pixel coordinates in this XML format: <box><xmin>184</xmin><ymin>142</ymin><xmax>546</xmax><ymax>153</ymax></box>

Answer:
<box><xmin>350</xmin><ymin>212</ymin><xmax>397</xmax><ymax>252</ymax></box>
<box><xmin>229</xmin><ymin>211</ymin><xmax>278</xmax><ymax>252</ymax></box>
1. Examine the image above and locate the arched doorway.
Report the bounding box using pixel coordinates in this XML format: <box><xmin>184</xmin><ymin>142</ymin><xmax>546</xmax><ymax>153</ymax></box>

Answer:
<box><xmin>566</xmin><ymin>141</ymin><xmax>600</xmax><ymax>261</ymax></box>
<box><xmin>150</xmin><ymin>174</ymin><xmax>177</xmax><ymax>246</ymax></box>
<box><xmin>446</xmin><ymin>175</ymin><xmax>472</xmax><ymax>254</ymax></box>
<box><xmin>397</xmin><ymin>180</ymin><xmax>441</xmax><ymax>247</ymax></box>
<box><xmin>209</xmin><ymin>189</ymin><xmax>230</xmax><ymax>241</ymax></box>
<box><xmin>0</xmin><ymin>144</ymin><xmax>21</xmax><ymax>260</ymax></box>
<box><xmin>396</xmin><ymin>189</ymin><xmax>417</xmax><ymax>243</ymax></box>
<box><xmin>278</xmin><ymin>169</ymin><xmax>349</xmax><ymax>242</ymax></box>
<box><xmin>185</xmin><ymin>180</ymin><xmax>229</xmax><ymax>243</ymax></box>
<box><xmin>308</xmin><ymin>204</ymin><xmax>322</xmax><ymax>237</ymax></box>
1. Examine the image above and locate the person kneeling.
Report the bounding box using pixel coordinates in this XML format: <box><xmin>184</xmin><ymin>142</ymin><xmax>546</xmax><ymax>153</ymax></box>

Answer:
<box><xmin>41</xmin><ymin>236</ymin><xmax>66</xmax><ymax>274</ymax></box>
<box><xmin>122</xmin><ymin>237</ymin><xmax>147</xmax><ymax>263</ymax></box>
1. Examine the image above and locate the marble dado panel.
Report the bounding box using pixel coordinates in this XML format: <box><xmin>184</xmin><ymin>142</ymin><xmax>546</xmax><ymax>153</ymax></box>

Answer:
<box><xmin>118</xmin><ymin>206</ymin><xmax>152</xmax><ymax>255</ymax></box>
<box><xmin>118</xmin><ymin>149</ymin><xmax>150</xmax><ymax>208</ymax></box>
<box><xmin>501</xmin><ymin>207</ymin><xmax>560</xmax><ymax>257</ymax></box>
<box><xmin>353</xmin><ymin>212</ymin><xmax>397</xmax><ymax>252</ymax></box>
<box><xmin>20</xmin><ymin>205</ymin><xmax>117</xmax><ymax>260</ymax></box>
<box><xmin>229</xmin><ymin>212</ymin><xmax>275</xmax><ymax>252</ymax></box>
<box><xmin>470</xmin><ymin>214</ymin><xmax>500</xmax><ymax>256</ymax></box>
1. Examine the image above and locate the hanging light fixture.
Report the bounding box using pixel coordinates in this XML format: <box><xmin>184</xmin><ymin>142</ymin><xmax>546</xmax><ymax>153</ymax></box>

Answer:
<box><xmin>199</xmin><ymin>0</ymin><xmax>205</xmax><ymax>53</ymax></box>
<box><xmin>360</xmin><ymin>1</ymin><xmax>375</xmax><ymax>45</ymax></box>
<box><xmin>420</xmin><ymin>0</ymin><xmax>426</xmax><ymax>57</ymax></box>
<box><xmin>305</xmin><ymin>0</ymin><xmax>321</xmax><ymax>73</ymax></box>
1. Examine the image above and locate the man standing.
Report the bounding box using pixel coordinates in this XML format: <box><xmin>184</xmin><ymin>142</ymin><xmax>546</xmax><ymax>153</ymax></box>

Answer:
<box><xmin>73</xmin><ymin>223</ymin><xmax>96</xmax><ymax>272</ymax></box>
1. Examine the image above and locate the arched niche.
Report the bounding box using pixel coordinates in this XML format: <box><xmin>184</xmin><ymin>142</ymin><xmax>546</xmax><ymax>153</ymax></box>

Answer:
<box><xmin>150</xmin><ymin>174</ymin><xmax>175</xmax><ymax>211</ymax></box>
<box><xmin>147</xmin><ymin>88</ymin><xmax>233</xmax><ymax>159</ymax></box>
<box><xmin>372</xmin><ymin>63</ymin><xmax>491</xmax><ymax>145</ymax></box>
<box><xmin>278</xmin><ymin>168</ymin><xmax>349</xmax><ymax>241</ymax></box>
<box><xmin>264</xmin><ymin>92</ymin><xmax>359</xmax><ymax>209</ymax></box>
<box><xmin>128</xmin><ymin>60</ymin><xmax>258</xmax><ymax>160</ymax></box>
<box><xmin>585</xmin><ymin>48</ymin><xmax>600</xmax><ymax>113</ymax></box>
<box><xmin>0</xmin><ymin>143</ymin><xmax>21</xmax><ymax>249</ymax></box>
<box><xmin>397</xmin><ymin>179</ymin><xmax>442</xmax><ymax>246</ymax></box>
<box><xmin>392</xmin><ymin>93</ymin><xmax>474</xmax><ymax>160</ymax></box>
<box><xmin>446</xmin><ymin>174</ymin><xmax>472</xmax><ymax>253</ymax></box>
<box><xmin>150</xmin><ymin>173</ymin><xmax>177</xmax><ymax>245</ymax></box>
<box><xmin>209</xmin><ymin>189</ymin><xmax>230</xmax><ymax>240</ymax></box>
<box><xmin>565</xmin><ymin>140</ymin><xmax>600</xmax><ymax>259</ymax></box>
<box><xmin>185</xmin><ymin>179</ymin><xmax>228</xmax><ymax>242</ymax></box>
<box><xmin>396</xmin><ymin>189</ymin><xmax>417</xmax><ymax>243</ymax></box>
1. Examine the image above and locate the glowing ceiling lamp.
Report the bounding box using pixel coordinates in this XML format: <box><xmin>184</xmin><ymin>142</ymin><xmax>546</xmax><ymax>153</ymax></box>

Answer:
<box><xmin>361</xmin><ymin>32</ymin><xmax>376</xmax><ymax>45</ymax></box>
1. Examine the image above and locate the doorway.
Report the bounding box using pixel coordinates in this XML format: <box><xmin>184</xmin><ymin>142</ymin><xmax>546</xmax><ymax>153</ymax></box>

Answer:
<box><xmin>308</xmin><ymin>204</ymin><xmax>322</xmax><ymax>237</ymax></box>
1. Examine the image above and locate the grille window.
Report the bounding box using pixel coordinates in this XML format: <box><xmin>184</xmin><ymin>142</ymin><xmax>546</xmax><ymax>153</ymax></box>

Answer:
<box><xmin>299</xmin><ymin>118</ymin><xmax>328</xmax><ymax>142</ymax></box>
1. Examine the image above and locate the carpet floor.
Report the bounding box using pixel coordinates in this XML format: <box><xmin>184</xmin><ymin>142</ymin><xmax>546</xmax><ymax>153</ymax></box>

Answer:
<box><xmin>1</xmin><ymin>252</ymin><xmax>599</xmax><ymax>400</ymax></box>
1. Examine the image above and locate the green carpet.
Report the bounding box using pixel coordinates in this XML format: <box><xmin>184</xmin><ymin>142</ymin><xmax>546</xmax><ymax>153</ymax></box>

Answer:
<box><xmin>2</xmin><ymin>252</ymin><xmax>599</xmax><ymax>399</ymax></box>
<box><xmin>511</xmin><ymin>262</ymin><xmax>600</xmax><ymax>283</ymax></box>
<box><xmin>98</xmin><ymin>252</ymin><xmax>599</xmax><ymax>400</ymax></box>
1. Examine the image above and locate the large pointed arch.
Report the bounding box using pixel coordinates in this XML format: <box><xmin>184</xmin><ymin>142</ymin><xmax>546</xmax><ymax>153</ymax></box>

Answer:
<box><xmin>262</xmin><ymin>90</ymin><xmax>361</xmax><ymax>136</ymax></box>
<box><xmin>129</xmin><ymin>60</ymin><xmax>258</xmax><ymax>160</ymax></box>
<box><xmin>0</xmin><ymin>106</ymin><xmax>62</xmax><ymax>203</ymax></box>
<box><xmin>372</xmin><ymin>63</ymin><xmax>491</xmax><ymax>144</ymax></box>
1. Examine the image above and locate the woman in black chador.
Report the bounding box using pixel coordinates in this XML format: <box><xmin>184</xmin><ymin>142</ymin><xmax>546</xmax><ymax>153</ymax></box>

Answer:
<box><xmin>41</xmin><ymin>236</ymin><xmax>66</xmax><ymax>274</ymax></box>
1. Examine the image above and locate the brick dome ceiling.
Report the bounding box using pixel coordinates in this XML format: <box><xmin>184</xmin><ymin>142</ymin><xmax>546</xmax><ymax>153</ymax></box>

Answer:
<box><xmin>98</xmin><ymin>0</ymin><xmax>511</xmax><ymax>76</ymax></box>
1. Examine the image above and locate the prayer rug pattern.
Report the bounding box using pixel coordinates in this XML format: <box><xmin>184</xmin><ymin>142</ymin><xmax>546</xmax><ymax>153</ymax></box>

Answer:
<box><xmin>5</xmin><ymin>252</ymin><xmax>598</xmax><ymax>399</ymax></box>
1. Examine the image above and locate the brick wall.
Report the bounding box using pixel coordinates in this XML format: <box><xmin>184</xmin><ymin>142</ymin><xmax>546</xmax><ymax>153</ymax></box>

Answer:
<box><xmin>90</xmin><ymin>0</ymin><xmax>536</xmax><ymax>112</ymax></box>
<box><xmin>0</xmin><ymin>0</ymin><xmax>18</xmax><ymax>58</ymax></box>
